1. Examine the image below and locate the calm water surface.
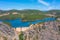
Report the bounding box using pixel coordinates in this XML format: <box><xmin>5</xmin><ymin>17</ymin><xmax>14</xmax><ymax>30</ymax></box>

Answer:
<box><xmin>0</xmin><ymin>17</ymin><xmax>56</xmax><ymax>28</ymax></box>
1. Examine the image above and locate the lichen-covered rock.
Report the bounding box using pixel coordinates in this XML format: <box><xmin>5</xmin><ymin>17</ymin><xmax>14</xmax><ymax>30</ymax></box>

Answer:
<box><xmin>0</xmin><ymin>22</ymin><xmax>16</xmax><ymax>40</ymax></box>
<box><xmin>23</xmin><ymin>21</ymin><xmax>60</xmax><ymax>40</ymax></box>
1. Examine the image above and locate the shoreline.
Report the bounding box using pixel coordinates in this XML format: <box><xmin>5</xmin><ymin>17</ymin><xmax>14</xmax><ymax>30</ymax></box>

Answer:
<box><xmin>14</xmin><ymin>21</ymin><xmax>60</xmax><ymax>33</ymax></box>
<box><xmin>15</xmin><ymin>27</ymin><xmax>30</xmax><ymax>33</ymax></box>
<box><xmin>14</xmin><ymin>24</ymin><xmax>43</xmax><ymax>33</ymax></box>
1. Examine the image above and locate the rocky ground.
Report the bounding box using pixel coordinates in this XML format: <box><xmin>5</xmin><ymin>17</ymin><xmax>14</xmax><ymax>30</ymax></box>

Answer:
<box><xmin>23</xmin><ymin>21</ymin><xmax>60</xmax><ymax>40</ymax></box>
<box><xmin>0</xmin><ymin>21</ymin><xmax>60</xmax><ymax>40</ymax></box>
<box><xmin>0</xmin><ymin>22</ymin><xmax>17</xmax><ymax>40</ymax></box>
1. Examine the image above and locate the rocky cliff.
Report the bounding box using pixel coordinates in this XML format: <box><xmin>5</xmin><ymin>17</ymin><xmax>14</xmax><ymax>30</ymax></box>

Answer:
<box><xmin>0</xmin><ymin>22</ymin><xmax>17</xmax><ymax>40</ymax></box>
<box><xmin>23</xmin><ymin>21</ymin><xmax>60</xmax><ymax>40</ymax></box>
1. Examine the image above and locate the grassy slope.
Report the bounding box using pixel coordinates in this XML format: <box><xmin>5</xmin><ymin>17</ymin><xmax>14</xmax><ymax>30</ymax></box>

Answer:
<box><xmin>0</xmin><ymin>14</ymin><xmax>49</xmax><ymax>21</ymax></box>
<box><xmin>19</xmin><ymin>32</ymin><xmax>24</xmax><ymax>40</ymax></box>
<box><xmin>22</xmin><ymin>14</ymin><xmax>49</xmax><ymax>21</ymax></box>
<box><xmin>0</xmin><ymin>9</ymin><xmax>59</xmax><ymax>26</ymax></box>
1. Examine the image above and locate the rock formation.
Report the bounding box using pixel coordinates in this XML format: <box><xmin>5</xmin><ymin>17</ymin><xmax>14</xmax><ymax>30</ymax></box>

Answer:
<box><xmin>0</xmin><ymin>22</ymin><xmax>17</xmax><ymax>40</ymax></box>
<box><xmin>23</xmin><ymin>21</ymin><xmax>60</xmax><ymax>40</ymax></box>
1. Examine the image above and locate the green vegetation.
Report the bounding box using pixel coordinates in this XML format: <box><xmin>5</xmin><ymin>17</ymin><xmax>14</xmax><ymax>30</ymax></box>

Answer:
<box><xmin>22</xmin><ymin>14</ymin><xmax>49</xmax><ymax>21</ymax></box>
<box><xmin>3</xmin><ymin>37</ymin><xmax>7</xmax><ymax>40</ymax></box>
<box><xmin>58</xmin><ymin>26</ymin><xmax>60</xmax><ymax>34</ymax></box>
<box><xmin>0</xmin><ymin>9</ymin><xmax>59</xmax><ymax>26</ymax></box>
<box><xmin>3</xmin><ymin>21</ymin><xmax>11</xmax><ymax>26</ymax></box>
<box><xmin>0</xmin><ymin>13</ymin><xmax>49</xmax><ymax>21</ymax></box>
<box><xmin>19</xmin><ymin>32</ymin><xmax>24</xmax><ymax>40</ymax></box>
<box><xmin>0</xmin><ymin>9</ymin><xmax>59</xmax><ymax>27</ymax></box>
<box><xmin>0</xmin><ymin>14</ymin><xmax>49</xmax><ymax>22</ymax></box>
<box><xmin>0</xmin><ymin>14</ymin><xmax>20</xmax><ymax>20</ymax></box>
<box><xmin>0</xmin><ymin>9</ymin><xmax>60</xmax><ymax>21</ymax></box>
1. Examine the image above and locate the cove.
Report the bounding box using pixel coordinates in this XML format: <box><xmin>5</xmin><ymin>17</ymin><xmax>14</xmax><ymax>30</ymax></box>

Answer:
<box><xmin>0</xmin><ymin>17</ymin><xmax>56</xmax><ymax>28</ymax></box>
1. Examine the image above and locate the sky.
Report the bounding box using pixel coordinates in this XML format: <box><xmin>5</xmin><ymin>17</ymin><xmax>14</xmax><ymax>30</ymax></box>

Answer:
<box><xmin>0</xmin><ymin>0</ymin><xmax>60</xmax><ymax>11</ymax></box>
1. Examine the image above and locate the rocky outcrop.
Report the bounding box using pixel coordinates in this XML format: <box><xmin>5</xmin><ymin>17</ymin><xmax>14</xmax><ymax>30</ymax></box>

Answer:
<box><xmin>23</xmin><ymin>21</ymin><xmax>60</xmax><ymax>40</ymax></box>
<box><xmin>0</xmin><ymin>22</ymin><xmax>17</xmax><ymax>40</ymax></box>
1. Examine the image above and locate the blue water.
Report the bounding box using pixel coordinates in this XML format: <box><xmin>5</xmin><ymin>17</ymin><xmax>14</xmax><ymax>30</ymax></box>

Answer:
<box><xmin>0</xmin><ymin>17</ymin><xmax>56</xmax><ymax>28</ymax></box>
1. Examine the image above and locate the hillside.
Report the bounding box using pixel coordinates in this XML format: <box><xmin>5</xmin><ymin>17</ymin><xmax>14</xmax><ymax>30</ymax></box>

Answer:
<box><xmin>19</xmin><ymin>21</ymin><xmax>60</xmax><ymax>40</ymax></box>
<box><xmin>0</xmin><ymin>9</ymin><xmax>60</xmax><ymax>16</ymax></box>
<box><xmin>0</xmin><ymin>9</ymin><xmax>60</xmax><ymax>15</ymax></box>
<box><xmin>0</xmin><ymin>9</ymin><xmax>50</xmax><ymax>21</ymax></box>
<box><xmin>0</xmin><ymin>9</ymin><xmax>42</xmax><ymax>14</ymax></box>
<box><xmin>0</xmin><ymin>9</ymin><xmax>60</xmax><ymax>21</ymax></box>
<box><xmin>47</xmin><ymin>10</ymin><xmax>60</xmax><ymax>15</ymax></box>
<box><xmin>0</xmin><ymin>22</ymin><xmax>16</xmax><ymax>40</ymax></box>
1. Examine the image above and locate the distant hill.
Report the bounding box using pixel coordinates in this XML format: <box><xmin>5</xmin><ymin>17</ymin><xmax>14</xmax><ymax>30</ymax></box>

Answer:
<box><xmin>47</xmin><ymin>10</ymin><xmax>60</xmax><ymax>15</ymax></box>
<box><xmin>0</xmin><ymin>9</ymin><xmax>60</xmax><ymax>17</ymax></box>
<box><xmin>0</xmin><ymin>9</ymin><xmax>60</xmax><ymax>14</ymax></box>
<box><xmin>0</xmin><ymin>9</ymin><xmax>42</xmax><ymax>14</ymax></box>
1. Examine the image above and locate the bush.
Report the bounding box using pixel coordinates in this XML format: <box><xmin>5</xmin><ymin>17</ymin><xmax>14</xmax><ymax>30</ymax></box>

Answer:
<box><xmin>19</xmin><ymin>32</ymin><xmax>24</xmax><ymax>40</ymax></box>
